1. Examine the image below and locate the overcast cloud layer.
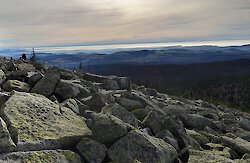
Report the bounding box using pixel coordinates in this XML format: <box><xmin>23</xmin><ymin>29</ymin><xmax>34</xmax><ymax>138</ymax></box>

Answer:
<box><xmin>0</xmin><ymin>0</ymin><xmax>250</xmax><ymax>47</ymax></box>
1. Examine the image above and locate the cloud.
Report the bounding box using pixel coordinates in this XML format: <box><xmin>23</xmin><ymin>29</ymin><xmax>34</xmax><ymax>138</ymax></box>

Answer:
<box><xmin>0</xmin><ymin>0</ymin><xmax>249</xmax><ymax>47</ymax></box>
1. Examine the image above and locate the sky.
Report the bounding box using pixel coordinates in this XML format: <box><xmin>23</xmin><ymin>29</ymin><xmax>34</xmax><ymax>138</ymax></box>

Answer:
<box><xmin>0</xmin><ymin>0</ymin><xmax>250</xmax><ymax>48</ymax></box>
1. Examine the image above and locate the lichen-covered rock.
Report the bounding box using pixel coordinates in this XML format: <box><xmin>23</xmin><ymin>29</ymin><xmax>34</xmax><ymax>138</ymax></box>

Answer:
<box><xmin>46</xmin><ymin>67</ymin><xmax>78</xmax><ymax>80</ymax></box>
<box><xmin>116</xmin><ymin>77</ymin><xmax>131</xmax><ymax>90</ymax></box>
<box><xmin>108</xmin><ymin>130</ymin><xmax>177</xmax><ymax>163</ymax></box>
<box><xmin>186</xmin><ymin>129</ymin><xmax>209</xmax><ymax>147</ymax></box>
<box><xmin>162</xmin><ymin>105</ymin><xmax>189</xmax><ymax>118</ymax></box>
<box><xmin>0</xmin><ymin>150</ymin><xmax>83</xmax><ymax>163</ymax></box>
<box><xmin>27</xmin><ymin>72</ymin><xmax>43</xmax><ymax>87</ymax></box>
<box><xmin>188</xmin><ymin>149</ymin><xmax>234</xmax><ymax>163</ymax></box>
<box><xmin>88</xmin><ymin>93</ymin><xmax>107</xmax><ymax>113</ymax></box>
<box><xmin>61</xmin><ymin>98</ymin><xmax>81</xmax><ymax>115</ymax></box>
<box><xmin>220</xmin><ymin>136</ymin><xmax>250</xmax><ymax>155</ymax></box>
<box><xmin>2</xmin><ymin>80</ymin><xmax>31</xmax><ymax>92</ymax></box>
<box><xmin>77</xmin><ymin>138</ymin><xmax>107</xmax><ymax>163</ymax></box>
<box><xmin>0</xmin><ymin>69</ymin><xmax>6</xmax><ymax>85</ymax></box>
<box><xmin>91</xmin><ymin>113</ymin><xmax>127</xmax><ymax>145</ymax></box>
<box><xmin>0</xmin><ymin>92</ymin><xmax>10</xmax><ymax>107</ymax></box>
<box><xmin>131</xmin><ymin>108</ymin><xmax>150</xmax><ymax>121</ymax></box>
<box><xmin>182</xmin><ymin>114</ymin><xmax>213</xmax><ymax>130</ymax></box>
<box><xmin>102</xmin><ymin>103</ymin><xmax>139</xmax><ymax>128</ymax></box>
<box><xmin>162</xmin><ymin>136</ymin><xmax>180</xmax><ymax>151</ymax></box>
<box><xmin>116</xmin><ymin>97</ymin><xmax>144</xmax><ymax>111</ymax></box>
<box><xmin>54</xmin><ymin>79</ymin><xmax>90</xmax><ymax>101</ymax></box>
<box><xmin>31</xmin><ymin>74</ymin><xmax>60</xmax><ymax>97</ymax></box>
<box><xmin>164</xmin><ymin>116</ymin><xmax>190</xmax><ymax>162</ymax></box>
<box><xmin>239</xmin><ymin>118</ymin><xmax>250</xmax><ymax>131</ymax></box>
<box><xmin>102</xmin><ymin>79</ymin><xmax>119</xmax><ymax>90</ymax></box>
<box><xmin>142</xmin><ymin>111</ymin><xmax>166</xmax><ymax>134</ymax></box>
<box><xmin>0</xmin><ymin>117</ymin><xmax>16</xmax><ymax>153</ymax></box>
<box><xmin>16</xmin><ymin>63</ymin><xmax>36</xmax><ymax>71</ymax></box>
<box><xmin>0</xmin><ymin>91</ymin><xmax>92</xmax><ymax>151</ymax></box>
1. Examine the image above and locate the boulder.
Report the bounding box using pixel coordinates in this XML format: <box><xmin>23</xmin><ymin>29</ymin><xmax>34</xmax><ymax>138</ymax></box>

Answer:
<box><xmin>164</xmin><ymin>116</ymin><xmax>190</xmax><ymax>162</ymax></box>
<box><xmin>16</xmin><ymin>63</ymin><xmax>36</xmax><ymax>71</ymax></box>
<box><xmin>186</xmin><ymin>130</ymin><xmax>209</xmax><ymax>147</ymax></box>
<box><xmin>0</xmin><ymin>91</ymin><xmax>92</xmax><ymax>151</ymax></box>
<box><xmin>31</xmin><ymin>74</ymin><xmax>60</xmax><ymax>97</ymax></box>
<box><xmin>156</xmin><ymin>129</ymin><xmax>175</xmax><ymax>139</ymax></box>
<box><xmin>27</xmin><ymin>72</ymin><xmax>43</xmax><ymax>87</ymax></box>
<box><xmin>162</xmin><ymin>105</ymin><xmax>189</xmax><ymax>119</ymax></box>
<box><xmin>54</xmin><ymin>79</ymin><xmax>90</xmax><ymax>101</ymax></box>
<box><xmin>46</xmin><ymin>67</ymin><xmax>78</xmax><ymax>80</ymax></box>
<box><xmin>162</xmin><ymin>136</ymin><xmax>180</xmax><ymax>151</ymax></box>
<box><xmin>116</xmin><ymin>77</ymin><xmax>131</xmax><ymax>90</ymax></box>
<box><xmin>198</xmin><ymin>112</ymin><xmax>219</xmax><ymax>121</ymax></box>
<box><xmin>88</xmin><ymin>93</ymin><xmax>107</xmax><ymax>113</ymax></box>
<box><xmin>116</xmin><ymin>97</ymin><xmax>144</xmax><ymax>111</ymax></box>
<box><xmin>102</xmin><ymin>79</ymin><xmax>119</xmax><ymax>90</ymax></box>
<box><xmin>83</xmin><ymin>73</ymin><xmax>109</xmax><ymax>83</ymax></box>
<box><xmin>108</xmin><ymin>130</ymin><xmax>177</xmax><ymax>163</ymax></box>
<box><xmin>0</xmin><ymin>92</ymin><xmax>10</xmax><ymax>107</ymax></box>
<box><xmin>61</xmin><ymin>98</ymin><xmax>81</xmax><ymax>115</ymax></box>
<box><xmin>0</xmin><ymin>117</ymin><xmax>16</xmax><ymax>153</ymax></box>
<box><xmin>77</xmin><ymin>138</ymin><xmax>107</xmax><ymax>163</ymax></box>
<box><xmin>131</xmin><ymin>108</ymin><xmax>150</xmax><ymax>121</ymax></box>
<box><xmin>156</xmin><ymin>130</ymin><xmax>180</xmax><ymax>151</ymax></box>
<box><xmin>142</xmin><ymin>111</ymin><xmax>166</xmax><ymax>134</ymax></box>
<box><xmin>102</xmin><ymin>103</ymin><xmax>139</xmax><ymax>128</ymax></box>
<box><xmin>91</xmin><ymin>113</ymin><xmax>127</xmax><ymax>146</ymax></box>
<box><xmin>182</xmin><ymin>114</ymin><xmax>213</xmax><ymax>130</ymax></box>
<box><xmin>220</xmin><ymin>136</ymin><xmax>250</xmax><ymax>155</ymax></box>
<box><xmin>3</xmin><ymin>62</ymin><xmax>17</xmax><ymax>71</ymax></box>
<box><xmin>2</xmin><ymin>80</ymin><xmax>31</xmax><ymax>92</ymax></box>
<box><xmin>239</xmin><ymin>118</ymin><xmax>250</xmax><ymax>131</ymax></box>
<box><xmin>7</xmin><ymin>70</ymin><xmax>29</xmax><ymax>82</ymax></box>
<box><xmin>0</xmin><ymin>69</ymin><xmax>6</xmax><ymax>85</ymax></box>
<box><xmin>143</xmin><ymin>88</ymin><xmax>158</xmax><ymax>97</ymax></box>
<box><xmin>194</xmin><ymin>100</ymin><xmax>214</xmax><ymax>108</ymax></box>
<box><xmin>188</xmin><ymin>149</ymin><xmax>234</xmax><ymax>163</ymax></box>
<box><xmin>0</xmin><ymin>150</ymin><xmax>82</xmax><ymax>162</ymax></box>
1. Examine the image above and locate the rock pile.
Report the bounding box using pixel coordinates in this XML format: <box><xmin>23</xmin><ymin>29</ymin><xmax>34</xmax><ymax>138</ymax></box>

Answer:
<box><xmin>0</xmin><ymin>57</ymin><xmax>250</xmax><ymax>163</ymax></box>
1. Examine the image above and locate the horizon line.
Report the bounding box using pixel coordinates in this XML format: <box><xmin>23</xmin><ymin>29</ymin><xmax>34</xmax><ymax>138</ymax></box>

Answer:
<box><xmin>1</xmin><ymin>39</ymin><xmax>250</xmax><ymax>50</ymax></box>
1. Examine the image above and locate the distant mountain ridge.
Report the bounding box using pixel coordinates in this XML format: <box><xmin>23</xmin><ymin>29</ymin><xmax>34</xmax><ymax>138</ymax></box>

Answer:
<box><xmin>34</xmin><ymin>44</ymin><xmax>250</xmax><ymax>68</ymax></box>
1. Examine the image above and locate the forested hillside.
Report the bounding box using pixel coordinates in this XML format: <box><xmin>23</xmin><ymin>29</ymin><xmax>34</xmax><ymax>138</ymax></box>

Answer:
<box><xmin>88</xmin><ymin>59</ymin><xmax>250</xmax><ymax>112</ymax></box>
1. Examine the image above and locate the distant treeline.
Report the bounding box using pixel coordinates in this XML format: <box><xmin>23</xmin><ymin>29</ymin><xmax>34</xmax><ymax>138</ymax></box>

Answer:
<box><xmin>135</xmin><ymin>75</ymin><xmax>250</xmax><ymax>112</ymax></box>
<box><xmin>88</xmin><ymin>59</ymin><xmax>250</xmax><ymax>112</ymax></box>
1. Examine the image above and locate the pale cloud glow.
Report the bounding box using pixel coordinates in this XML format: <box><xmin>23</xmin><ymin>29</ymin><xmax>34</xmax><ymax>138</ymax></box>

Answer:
<box><xmin>0</xmin><ymin>0</ymin><xmax>249</xmax><ymax>47</ymax></box>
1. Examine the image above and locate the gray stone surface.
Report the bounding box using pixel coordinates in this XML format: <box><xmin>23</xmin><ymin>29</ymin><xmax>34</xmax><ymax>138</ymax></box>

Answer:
<box><xmin>102</xmin><ymin>103</ymin><xmax>139</xmax><ymax>128</ymax></box>
<box><xmin>3</xmin><ymin>80</ymin><xmax>31</xmax><ymax>92</ymax></box>
<box><xmin>1</xmin><ymin>91</ymin><xmax>92</xmax><ymax>151</ymax></box>
<box><xmin>0</xmin><ymin>117</ymin><xmax>16</xmax><ymax>153</ymax></box>
<box><xmin>91</xmin><ymin>113</ymin><xmax>127</xmax><ymax>145</ymax></box>
<box><xmin>31</xmin><ymin>74</ymin><xmax>60</xmax><ymax>97</ymax></box>
<box><xmin>77</xmin><ymin>138</ymin><xmax>107</xmax><ymax>163</ymax></box>
<box><xmin>108</xmin><ymin>130</ymin><xmax>177</xmax><ymax>163</ymax></box>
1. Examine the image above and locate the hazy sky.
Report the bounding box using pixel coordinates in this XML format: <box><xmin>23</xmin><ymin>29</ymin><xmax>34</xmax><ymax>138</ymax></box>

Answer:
<box><xmin>0</xmin><ymin>0</ymin><xmax>250</xmax><ymax>47</ymax></box>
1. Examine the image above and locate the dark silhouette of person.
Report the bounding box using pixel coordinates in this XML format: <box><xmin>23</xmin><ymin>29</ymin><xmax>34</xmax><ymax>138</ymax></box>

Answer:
<box><xmin>21</xmin><ymin>53</ymin><xmax>27</xmax><ymax>60</ymax></box>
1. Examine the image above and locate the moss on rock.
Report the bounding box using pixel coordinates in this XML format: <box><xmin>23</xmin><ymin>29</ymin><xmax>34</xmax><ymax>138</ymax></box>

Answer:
<box><xmin>0</xmin><ymin>91</ymin><xmax>92</xmax><ymax>150</ymax></box>
<box><xmin>0</xmin><ymin>150</ymin><xmax>82</xmax><ymax>163</ymax></box>
<box><xmin>3</xmin><ymin>80</ymin><xmax>31</xmax><ymax>92</ymax></box>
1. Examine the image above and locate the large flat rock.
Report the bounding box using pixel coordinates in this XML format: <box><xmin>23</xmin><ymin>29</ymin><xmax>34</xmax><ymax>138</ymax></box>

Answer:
<box><xmin>1</xmin><ymin>91</ymin><xmax>92</xmax><ymax>151</ymax></box>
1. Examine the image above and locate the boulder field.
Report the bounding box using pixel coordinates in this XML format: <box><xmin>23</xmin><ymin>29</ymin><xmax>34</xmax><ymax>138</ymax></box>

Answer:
<box><xmin>0</xmin><ymin>57</ymin><xmax>250</xmax><ymax>163</ymax></box>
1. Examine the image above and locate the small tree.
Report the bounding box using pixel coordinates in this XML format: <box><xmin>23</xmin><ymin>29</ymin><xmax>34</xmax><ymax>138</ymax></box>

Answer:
<box><xmin>30</xmin><ymin>48</ymin><xmax>38</xmax><ymax>62</ymax></box>
<box><xmin>78</xmin><ymin>62</ymin><xmax>83</xmax><ymax>71</ymax></box>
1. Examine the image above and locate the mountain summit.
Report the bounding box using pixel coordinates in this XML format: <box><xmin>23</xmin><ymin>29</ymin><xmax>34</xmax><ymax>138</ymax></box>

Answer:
<box><xmin>0</xmin><ymin>57</ymin><xmax>249</xmax><ymax>162</ymax></box>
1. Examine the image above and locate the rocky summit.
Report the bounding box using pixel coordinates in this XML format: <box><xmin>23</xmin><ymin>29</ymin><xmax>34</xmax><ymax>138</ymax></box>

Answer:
<box><xmin>0</xmin><ymin>57</ymin><xmax>250</xmax><ymax>163</ymax></box>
